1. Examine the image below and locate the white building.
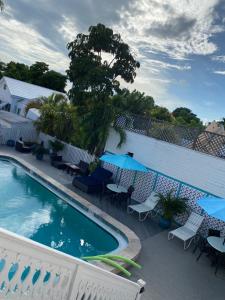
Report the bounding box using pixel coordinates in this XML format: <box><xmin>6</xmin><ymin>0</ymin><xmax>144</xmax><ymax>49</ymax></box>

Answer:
<box><xmin>0</xmin><ymin>76</ymin><xmax>66</xmax><ymax>117</ymax></box>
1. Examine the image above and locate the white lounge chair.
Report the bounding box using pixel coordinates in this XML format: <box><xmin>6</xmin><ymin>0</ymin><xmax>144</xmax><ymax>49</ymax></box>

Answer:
<box><xmin>127</xmin><ymin>191</ymin><xmax>159</xmax><ymax>221</ymax></box>
<box><xmin>168</xmin><ymin>212</ymin><xmax>204</xmax><ymax>250</ymax></box>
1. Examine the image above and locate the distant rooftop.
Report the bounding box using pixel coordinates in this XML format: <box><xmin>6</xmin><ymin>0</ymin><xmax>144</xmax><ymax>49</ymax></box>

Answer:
<box><xmin>3</xmin><ymin>76</ymin><xmax>65</xmax><ymax>100</ymax></box>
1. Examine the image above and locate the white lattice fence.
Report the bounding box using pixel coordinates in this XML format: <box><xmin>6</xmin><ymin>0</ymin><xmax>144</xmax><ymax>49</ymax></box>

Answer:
<box><xmin>103</xmin><ymin>160</ymin><xmax>225</xmax><ymax>236</ymax></box>
<box><xmin>0</xmin><ymin>228</ymin><xmax>144</xmax><ymax>300</ymax></box>
<box><xmin>0</xmin><ymin>125</ymin><xmax>38</xmax><ymax>145</ymax></box>
<box><xmin>39</xmin><ymin>132</ymin><xmax>95</xmax><ymax>164</ymax></box>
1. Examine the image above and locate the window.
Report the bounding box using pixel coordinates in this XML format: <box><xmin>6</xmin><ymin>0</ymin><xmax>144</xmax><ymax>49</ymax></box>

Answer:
<box><xmin>17</xmin><ymin>108</ymin><xmax>21</xmax><ymax>115</ymax></box>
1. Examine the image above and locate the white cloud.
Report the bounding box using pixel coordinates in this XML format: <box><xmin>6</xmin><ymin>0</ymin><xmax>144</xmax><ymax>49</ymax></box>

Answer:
<box><xmin>0</xmin><ymin>13</ymin><xmax>69</xmax><ymax>73</ymax></box>
<box><xmin>115</xmin><ymin>0</ymin><xmax>223</xmax><ymax>60</ymax></box>
<box><xmin>214</xmin><ymin>70</ymin><xmax>225</xmax><ymax>75</ymax></box>
<box><xmin>58</xmin><ymin>15</ymin><xmax>79</xmax><ymax>42</ymax></box>
<box><xmin>212</xmin><ymin>55</ymin><xmax>225</xmax><ymax>63</ymax></box>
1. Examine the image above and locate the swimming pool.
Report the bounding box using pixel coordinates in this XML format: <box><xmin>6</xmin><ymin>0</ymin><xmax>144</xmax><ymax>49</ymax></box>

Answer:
<box><xmin>0</xmin><ymin>158</ymin><xmax>124</xmax><ymax>258</ymax></box>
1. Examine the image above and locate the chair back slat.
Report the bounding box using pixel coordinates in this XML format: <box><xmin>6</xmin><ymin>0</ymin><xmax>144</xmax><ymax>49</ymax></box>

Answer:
<box><xmin>185</xmin><ymin>212</ymin><xmax>204</xmax><ymax>233</ymax></box>
<box><xmin>145</xmin><ymin>192</ymin><xmax>159</xmax><ymax>209</ymax></box>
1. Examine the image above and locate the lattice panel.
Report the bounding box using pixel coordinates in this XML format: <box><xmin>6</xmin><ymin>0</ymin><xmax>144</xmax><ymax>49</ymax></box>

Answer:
<box><xmin>132</xmin><ymin>171</ymin><xmax>156</xmax><ymax>202</ymax></box>
<box><xmin>174</xmin><ymin>185</ymin><xmax>225</xmax><ymax>236</ymax></box>
<box><xmin>102</xmin><ymin>161</ymin><xmax>119</xmax><ymax>182</ymax></box>
<box><xmin>119</xmin><ymin>169</ymin><xmax>134</xmax><ymax>188</ymax></box>
<box><xmin>154</xmin><ymin>175</ymin><xmax>180</xmax><ymax>195</ymax></box>
<box><xmin>193</xmin><ymin>131</ymin><xmax>225</xmax><ymax>158</ymax></box>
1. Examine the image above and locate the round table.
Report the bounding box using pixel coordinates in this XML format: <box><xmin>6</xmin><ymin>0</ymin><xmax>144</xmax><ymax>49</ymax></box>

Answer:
<box><xmin>207</xmin><ymin>236</ymin><xmax>225</xmax><ymax>253</ymax></box>
<box><xmin>106</xmin><ymin>184</ymin><xmax>127</xmax><ymax>193</ymax></box>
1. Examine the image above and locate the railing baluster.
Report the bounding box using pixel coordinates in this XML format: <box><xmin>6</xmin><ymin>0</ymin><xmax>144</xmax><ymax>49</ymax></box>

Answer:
<box><xmin>0</xmin><ymin>228</ymin><xmax>144</xmax><ymax>300</ymax></box>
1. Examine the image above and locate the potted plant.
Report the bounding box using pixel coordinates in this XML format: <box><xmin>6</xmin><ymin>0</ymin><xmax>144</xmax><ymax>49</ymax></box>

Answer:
<box><xmin>157</xmin><ymin>190</ymin><xmax>188</xmax><ymax>229</ymax></box>
<box><xmin>49</xmin><ymin>139</ymin><xmax>64</xmax><ymax>163</ymax></box>
<box><xmin>89</xmin><ymin>158</ymin><xmax>100</xmax><ymax>173</ymax></box>
<box><xmin>33</xmin><ymin>142</ymin><xmax>48</xmax><ymax>160</ymax></box>
<box><xmin>49</xmin><ymin>139</ymin><xmax>64</xmax><ymax>156</ymax></box>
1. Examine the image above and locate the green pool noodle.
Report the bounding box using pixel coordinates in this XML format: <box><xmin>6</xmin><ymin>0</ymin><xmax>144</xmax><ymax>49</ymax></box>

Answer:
<box><xmin>98</xmin><ymin>255</ymin><xmax>142</xmax><ymax>269</ymax></box>
<box><xmin>83</xmin><ymin>256</ymin><xmax>131</xmax><ymax>277</ymax></box>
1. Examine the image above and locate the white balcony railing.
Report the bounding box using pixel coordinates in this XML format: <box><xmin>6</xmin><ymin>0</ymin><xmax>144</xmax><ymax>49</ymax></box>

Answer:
<box><xmin>0</xmin><ymin>228</ymin><xmax>145</xmax><ymax>300</ymax></box>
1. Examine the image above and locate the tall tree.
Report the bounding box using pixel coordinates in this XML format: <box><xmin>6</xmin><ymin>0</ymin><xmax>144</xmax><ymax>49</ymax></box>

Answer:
<box><xmin>41</xmin><ymin>70</ymin><xmax>67</xmax><ymax>92</ymax></box>
<box><xmin>172</xmin><ymin>107</ymin><xmax>203</xmax><ymax>128</ymax></box>
<box><xmin>112</xmin><ymin>89</ymin><xmax>155</xmax><ymax>117</ymax></box>
<box><xmin>0</xmin><ymin>60</ymin><xmax>67</xmax><ymax>92</ymax></box>
<box><xmin>4</xmin><ymin>61</ymin><xmax>30</xmax><ymax>82</ymax></box>
<box><xmin>67</xmin><ymin>23</ymin><xmax>140</xmax><ymax>106</ymax></box>
<box><xmin>150</xmin><ymin>106</ymin><xmax>172</xmax><ymax>122</ymax></box>
<box><xmin>29</xmin><ymin>62</ymin><xmax>49</xmax><ymax>85</ymax></box>
<box><xmin>67</xmin><ymin>23</ymin><xmax>140</xmax><ymax>154</ymax></box>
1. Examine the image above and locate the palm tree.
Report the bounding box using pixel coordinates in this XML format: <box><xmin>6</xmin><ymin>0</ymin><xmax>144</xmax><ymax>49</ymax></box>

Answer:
<box><xmin>33</xmin><ymin>93</ymin><xmax>77</xmax><ymax>142</ymax></box>
<box><xmin>25</xmin><ymin>93</ymin><xmax>67</xmax><ymax>115</ymax></box>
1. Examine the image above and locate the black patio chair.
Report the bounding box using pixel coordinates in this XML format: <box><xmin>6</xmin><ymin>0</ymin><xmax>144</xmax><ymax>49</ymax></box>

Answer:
<box><xmin>113</xmin><ymin>185</ymin><xmax>135</xmax><ymax>207</ymax></box>
<box><xmin>195</xmin><ymin>229</ymin><xmax>221</xmax><ymax>262</ymax></box>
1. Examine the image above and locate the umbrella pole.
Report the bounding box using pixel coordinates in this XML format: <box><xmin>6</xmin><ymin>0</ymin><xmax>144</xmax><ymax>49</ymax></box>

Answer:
<box><xmin>118</xmin><ymin>169</ymin><xmax>123</xmax><ymax>187</ymax></box>
<box><xmin>115</xmin><ymin>167</ymin><xmax>119</xmax><ymax>183</ymax></box>
<box><xmin>132</xmin><ymin>171</ymin><xmax>137</xmax><ymax>186</ymax></box>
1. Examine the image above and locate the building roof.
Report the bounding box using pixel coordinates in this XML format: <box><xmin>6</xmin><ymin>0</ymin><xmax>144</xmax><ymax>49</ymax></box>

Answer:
<box><xmin>3</xmin><ymin>76</ymin><xmax>65</xmax><ymax>100</ymax></box>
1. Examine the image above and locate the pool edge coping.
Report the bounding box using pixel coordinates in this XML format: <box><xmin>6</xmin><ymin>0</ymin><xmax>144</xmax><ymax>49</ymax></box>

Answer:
<box><xmin>0</xmin><ymin>152</ymin><xmax>142</xmax><ymax>273</ymax></box>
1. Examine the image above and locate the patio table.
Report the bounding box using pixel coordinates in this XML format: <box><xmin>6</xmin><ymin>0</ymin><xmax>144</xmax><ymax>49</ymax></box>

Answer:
<box><xmin>207</xmin><ymin>236</ymin><xmax>225</xmax><ymax>274</ymax></box>
<box><xmin>207</xmin><ymin>236</ymin><xmax>225</xmax><ymax>253</ymax></box>
<box><xmin>63</xmin><ymin>163</ymin><xmax>80</xmax><ymax>175</ymax></box>
<box><xmin>106</xmin><ymin>184</ymin><xmax>127</xmax><ymax>194</ymax></box>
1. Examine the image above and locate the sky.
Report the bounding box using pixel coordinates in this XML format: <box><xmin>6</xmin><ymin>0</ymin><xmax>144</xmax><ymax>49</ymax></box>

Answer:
<box><xmin>1</xmin><ymin>0</ymin><xmax>225</xmax><ymax>123</ymax></box>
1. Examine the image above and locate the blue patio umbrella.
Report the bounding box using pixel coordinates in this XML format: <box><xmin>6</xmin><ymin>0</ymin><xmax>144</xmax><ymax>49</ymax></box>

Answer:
<box><xmin>100</xmin><ymin>153</ymin><xmax>148</xmax><ymax>185</ymax></box>
<box><xmin>197</xmin><ymin>196</ymin><xmax>225</xmax><ymax>222</ymax></box>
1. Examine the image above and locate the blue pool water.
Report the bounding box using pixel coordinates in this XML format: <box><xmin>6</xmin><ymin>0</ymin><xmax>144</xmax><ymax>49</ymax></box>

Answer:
<box><xmin>0</xmin><ymin>159</ymin><xmax>120</xmax><ymax>258</ymax></box>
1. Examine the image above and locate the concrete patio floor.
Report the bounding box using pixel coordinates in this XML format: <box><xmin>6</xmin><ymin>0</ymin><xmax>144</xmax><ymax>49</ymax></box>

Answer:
<box><xmin>1</xmin><ymin>146</ymin><xmax>225</xmax><ymax>300</ymax></box>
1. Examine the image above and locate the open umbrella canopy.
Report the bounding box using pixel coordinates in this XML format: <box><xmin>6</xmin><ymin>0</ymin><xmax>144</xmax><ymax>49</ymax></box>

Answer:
<box><xmin>197</xmin><ymin>196</ymin><xmax>225</xmax><ymax>222</ymax></box>
<box><xmin>100</xmin><ymin>153</ymin><xmax>148</xmax><ymax>172</ymax></box>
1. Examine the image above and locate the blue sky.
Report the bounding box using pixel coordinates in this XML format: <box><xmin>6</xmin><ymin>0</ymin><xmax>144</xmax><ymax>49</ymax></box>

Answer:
<box><xmin>1</xmin><ymin>0</ymin><xmax>225</xmax><ymax>122</ymax></box>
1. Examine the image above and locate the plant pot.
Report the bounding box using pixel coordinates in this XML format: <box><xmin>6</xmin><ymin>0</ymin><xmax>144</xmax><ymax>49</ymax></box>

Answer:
<box><xmin>159</xmin><ymin>216</ymin><xmax>171</xmax><ymax>229</ymax></box>
<box><xmin>36</xmin><ymin>153</ymin><xmax>44</xmax><ymax>160</ymax></box>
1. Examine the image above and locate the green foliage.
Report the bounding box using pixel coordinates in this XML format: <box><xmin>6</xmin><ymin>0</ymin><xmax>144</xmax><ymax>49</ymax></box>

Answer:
<box><xmin>32</xmin><ymin>144</ymin><xmax>48</xmax><ymax>156</ymax></box>
<box><xmin>0</xmin><ymin>60</ymin><xmax>66</xmax><ymax>92</ymax></box>
<box><xmin>88</xmin><ymin>158</ymin><xmax>100</xmax><ymax>173</ymax></box>
<box><xmin>34</xmin><ymin>94</ymin><xmax>78</xmax><ymax>142</ymax></box>
<box><xmin>4</xmin><ymin>61</ymin><xmax>30</xmax><ymax>82</ymax></box>
<box><xmin>25</xmin><ymin>99</ymin><xmax>44</xmax><ymax>115</ymax></box>
<box><xmin>156</xmin><ymin>190</ymin><xmax>188</xmax><ymax>220</ymax></box>
<box><xmin>112</xmin><ymin>88</ymin><xmax>155</xmax><ymax>117</ymax></box>
<box><xmin>41</xmin><ymin>70</ymin><xmax>67</xmax><ymax>92</ymax></box>
<box><xmin>172</xmin><ymin>107</ymin><xmax>203</xmax><ymax>128</ymax></box>
<box><xmin>66</xmin><ymin>24</ymin><xmax>140</xmax><ymax>154</ymax></box>
<box><xmin>150</xmin><ymin>106</ymin><xmax>173</xmax><ymax>122</ymax></box>
<box><xmin>67</xmin><ymin>23</ymin><xmax>140</xmax><ymax>104</ymax></box>
<box><xmin>49</xmin><ymin>139</ymin><xmax>64</xmax><ymax>153</ymax></box>
<box><xmin>29</xmin><ymin>62</ymin><xmax>49</xmax><ymax>85</ymax></box>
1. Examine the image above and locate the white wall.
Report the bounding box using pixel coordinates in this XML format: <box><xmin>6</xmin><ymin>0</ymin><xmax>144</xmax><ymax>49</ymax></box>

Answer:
<box><xmin>105</xmin><ymin>129</ymin><xmax>225</xmax><ymax>198</ymax></box>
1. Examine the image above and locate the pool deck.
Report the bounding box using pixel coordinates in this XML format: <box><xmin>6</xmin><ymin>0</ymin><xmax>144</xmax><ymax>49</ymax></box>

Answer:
<box><xmin>1</xmin><ymin>147</ymin><xmax>225</xmax><ymax>300</ymax></box>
